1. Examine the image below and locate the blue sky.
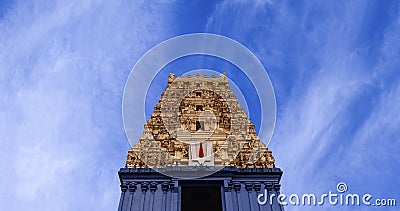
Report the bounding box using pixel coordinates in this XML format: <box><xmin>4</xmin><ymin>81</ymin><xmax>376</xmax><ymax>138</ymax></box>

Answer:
<box><xmin>1</xmin><ymin>0</ymin><xmax>399</xmax><ymax>210</ymax></box>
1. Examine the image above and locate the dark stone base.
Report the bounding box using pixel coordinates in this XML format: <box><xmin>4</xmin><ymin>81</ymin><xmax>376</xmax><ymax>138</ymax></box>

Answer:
<box><xmin>118</xmin><ymin>167</ymin><xmax>284</xmax><ymax>211</ymax></box>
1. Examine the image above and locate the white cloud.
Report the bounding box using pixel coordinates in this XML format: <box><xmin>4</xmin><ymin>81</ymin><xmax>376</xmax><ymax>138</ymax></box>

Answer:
<box><xmin>0</xmin><ymin>0</ymin><xmax>175</xmax><ymax>210</ymax></box>
<box><xmin>205</xmin><ymin>1</ymin><xmax>400</xmax><ymax>210</ymax></box>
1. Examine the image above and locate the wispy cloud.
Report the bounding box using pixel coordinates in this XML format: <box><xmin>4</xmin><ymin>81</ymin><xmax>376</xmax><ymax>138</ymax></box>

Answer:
<box><xmin>205</xmin><ymin>1</ymin><xmax>400</xmax><ymax>210</ymax></box>
<box><xmin>1</xmin><ymin>1</ymin><xmax>399</xmax><ymax>210</ymax></box>
<box><xmin>0</xmin><ymin>1</ymin><xmax>175</xmax><ymax>210</ymax></box>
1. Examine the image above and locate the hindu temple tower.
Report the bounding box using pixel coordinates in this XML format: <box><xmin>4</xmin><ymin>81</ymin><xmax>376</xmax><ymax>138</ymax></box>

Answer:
<box><xmin>118</xmin><ymin>73</ymin><xmax>284</xmax><ymax>211</ymax></box>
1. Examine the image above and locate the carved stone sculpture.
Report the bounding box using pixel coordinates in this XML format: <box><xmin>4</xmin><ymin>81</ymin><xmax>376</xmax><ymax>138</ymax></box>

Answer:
<box><xmin>126</xmin><ymin>73</ymin><xmax>275</xmax><ymax>169</ymax></box>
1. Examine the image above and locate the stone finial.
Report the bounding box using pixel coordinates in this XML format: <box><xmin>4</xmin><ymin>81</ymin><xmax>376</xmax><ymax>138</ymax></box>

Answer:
<box><xmin>219</xmin><ymin>72</ymin><xmax>228</xmax><ymax>81</ymax></box>
<box><xmin>168</xmin><ymin>73</ymin><xmax>175</xmax><ymax>84</ymax></box>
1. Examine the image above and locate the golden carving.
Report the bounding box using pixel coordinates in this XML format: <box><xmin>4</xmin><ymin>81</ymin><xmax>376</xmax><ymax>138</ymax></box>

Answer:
<box><xmin>125</xmin><ymin>73</ymin><xmax>275</xmax><ymax>169</ymax></box>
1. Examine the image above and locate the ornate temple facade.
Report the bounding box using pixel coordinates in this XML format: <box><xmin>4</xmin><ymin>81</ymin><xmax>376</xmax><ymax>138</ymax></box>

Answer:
<box><xmin>118</xmin><ymin>73</ymin><xmax>284</xmax><ymax>211</ymax></box>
